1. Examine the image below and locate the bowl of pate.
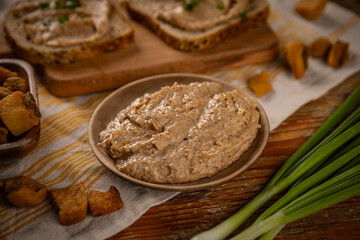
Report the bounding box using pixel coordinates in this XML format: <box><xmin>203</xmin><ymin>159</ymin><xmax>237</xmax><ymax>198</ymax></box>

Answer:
<box><xmin>89</xmin><ymin>73</ymin><xmax>269</xmax><ymax>191</ymax></box>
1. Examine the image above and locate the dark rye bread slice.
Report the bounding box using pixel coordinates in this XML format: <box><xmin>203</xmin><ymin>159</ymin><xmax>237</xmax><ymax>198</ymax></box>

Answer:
<box><xmin>4</xmin><ymin>9</ymin><xmax>134</xmax><ymax>65</ymax></box>
<box><xmin>127</xmin><ymin>0</ymin><xmax>269</xmax><ymax>51</ymax></box>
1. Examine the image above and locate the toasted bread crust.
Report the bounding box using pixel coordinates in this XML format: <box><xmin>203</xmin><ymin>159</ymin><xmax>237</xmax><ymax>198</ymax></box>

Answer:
<box><xmin>4</xmin><ymin>10</ymin><xmax>134</xmax><ymax>65</ymax></box>
<box><xmin>127</xmin><ymin>4</ymin><xmax>269</xmax><ymax>51</ymax></box>
<box><xmin>1</xmin><ymin>176</ymin><xmax>48</xmax><ymax>208</ymax></box>
<box><xmin>4</xmin><ymin>29</ymin><xmax>134</xmax><ymax>66</ymax></box>
<box><xmin>88</xmin><ymin>186</ymin><xmax>124</xmax><ymax>216</ymax></box>
<box><xmin>49</xmin><ymin>182</ymin><xmax>88</xmax><ymax>226</ymax></box>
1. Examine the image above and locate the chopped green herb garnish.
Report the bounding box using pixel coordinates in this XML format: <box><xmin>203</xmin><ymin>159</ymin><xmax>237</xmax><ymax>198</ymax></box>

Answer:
<box><xmin>54</xmin><ymin>1</ymin><xmax>61</xmax><ymax>9</ymax></box>
<box><xmin>58</xmin><ymin>15</ymin><xmax>69</xmax><ymax>24</ymax></box>
<box><xmin>80</xmin><ymin>14</ymin><xmax>89</xmax><ymax>19</ymax></box>
<box><xmin>239</xmin><ymin>9</ymin><xmax>247</xmax><ymax>18</ymax></box>
<box><xmin>183</xmin><ymin>0</ymin><xmax>201</xmax><ymax>11</ymax></box>
<box><xmin>217</xmin><ymin>1</ymin><xmax>224</xmax><ymax>10</ymax></box>
<box><xmin>43</xmin><ymin>20</ymin><xmax>50</xmax><ymax>26</ymax></box>
<box><xmin>39</xmin><ymin>2</ymin><xmax>50</xmax><ymax>10</ymax></box>
<box><xmin>65</xmin><ymin>0</ymin><xmax>81</xmax><ymax>9</ymax></box>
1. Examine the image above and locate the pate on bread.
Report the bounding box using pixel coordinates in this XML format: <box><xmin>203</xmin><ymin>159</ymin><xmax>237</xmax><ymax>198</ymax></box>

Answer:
<box><xmin>4</xmin><ymin>0</ymin><xmax>134</xmax><ymax>65</ymax></box>
<box><xmin>127</xmin><ymin>0</ymin><xmax>269</xmax><ymax>51</ymax></box>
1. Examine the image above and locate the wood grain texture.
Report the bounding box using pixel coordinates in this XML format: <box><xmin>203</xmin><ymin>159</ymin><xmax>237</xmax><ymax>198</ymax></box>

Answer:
<box><xmin>0</xmin><ymin>16</ymin><xmax>278</xmax><ymax>97</ymax></box>
<box><xmin>0</xmin><ymin>22</ymin><xmax>277</xmax><ymax>97</ymax></box>
<box><xmin>42</xmin><ymin>23</ymin><xmax>278</xmax><ymax>97</ymax></box>
<box><xmin>109</xmin><ymin>73</ymin><xmax>360</xmax><ymax>240</ymax></box>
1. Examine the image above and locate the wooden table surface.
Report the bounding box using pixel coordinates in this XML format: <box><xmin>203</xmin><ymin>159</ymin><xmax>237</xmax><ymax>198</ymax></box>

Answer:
<box><xmin>109</xmin><ymin>1</ymin><xmax>360</xmax><ymax>239</ymax></box>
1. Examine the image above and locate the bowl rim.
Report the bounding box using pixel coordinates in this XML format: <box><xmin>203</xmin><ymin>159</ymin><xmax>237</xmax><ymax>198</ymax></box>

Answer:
<box><xmin>89</xmin><ymin>73</ymin><xmax>269</xmax><ymax>191</ymax></box>
<box><xmin>0</xmin><ymin>58</ymin><xmax>40</xmax><ymax>159</ymax></box>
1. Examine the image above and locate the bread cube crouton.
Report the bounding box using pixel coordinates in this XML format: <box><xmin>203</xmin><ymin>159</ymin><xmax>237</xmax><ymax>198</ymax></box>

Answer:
<box><xmin>3</xmin><ymin>76</ymin><xmax>28</xmax><ymax>93</ymax></box>
<box><xmin>0</xmin><ymin>87</ymin><xmax>12</xmax><ymax>100</ymax></box>
<box><xmin>295</xmin><ymin>0</ymin><xmax>329</xmax><ymax>20</ymax></box>
<box><xmin>327</xmin><ymin>41</ymin><xmax>349</xmax><ymax>68</ymax></box>
<box><xmin>248</xmin><ymin>71</ymin><xmax>272</xmax><ymax>97</ymax></box>
<box><xmin>284</xmin><ymin>42</ymin><xmax>308</xmax><ymax>79</ymax></box>
<box><xmin>2</xmin><ymin>176</ymin><xmax>48</xmax><ymax>208</ymax></box>
<box><xmin>0</xmin><ymin>121</ymin><xmax>8</xmax><ymax>144</ymax></box>
<box><xmin>88</xmin><ymin>186</ymin><xmax>124</xmax><ymax>216</ymax></box>
<box><xmin>309</xmin><ymin>37</ymin><xmax>332</xmax><ymax>58</ymax></box>
<box><xmin>0</xmin><ymin>91</ymin><xmax>40</xmax><ymax>136</ymax></box>
<box><xmin>49</xmin><ymin>182</ymin><xmax>88</xmax><ymax>226</ymax></box>
<box><xmin>0</xmin><ymin>66</ymin><xmax>17</xmax><ymax>85</ymax></box>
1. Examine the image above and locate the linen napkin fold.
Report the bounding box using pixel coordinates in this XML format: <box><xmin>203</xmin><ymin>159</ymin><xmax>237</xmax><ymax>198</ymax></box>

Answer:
<box><xmin>0</xmin><ymin>0</ymin><xmax>359</xmax><ymax>239</ymax></box>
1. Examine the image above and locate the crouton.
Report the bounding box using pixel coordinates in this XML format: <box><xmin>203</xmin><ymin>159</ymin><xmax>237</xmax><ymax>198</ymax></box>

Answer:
<box><xmin>49</xmin><ymin>182</ymin><xmax>88</xmax><ymax>226</ymax></box>
<box><xmin>0</xmin><ymin>91</ymin><xmax>40</xmax><ymax>136</ymax></box>
<box><xmin>0</xmin><ymin>66</ymin><xmax>17</xmax><ymax>85</ymax></box>
<box><xmin>309</xmin><ymin>37</ymin><xmax>332</xmax><ymax>58</ymax></box>
<box><xmin>0</xmin><ymin>179</ymin><xmax>5</xmax><ymax>189</ymax></box>
<box><xmin>327</xmin><ymin>41</ymin><xmax>349</xmax><ymax>68</ymax></box>
<box><xmin>284</xmin><ymin>42</ymin><xmax>308</xmax><ymax>79</ymax></box>
<box><xmin>0</xmin><ymin>121</ymin><xmax>8</xmax><ymax>144</ymax></box>
<box><xmin>88</xmin><ymin>186</ymin><xmax>124</xmax><ymax>216</ymax></box>
<box><xmin>0</xmin><ymin>87</ymin><xmax>12</xmax><ymax>100</ymax></box>
<box><xmin>248</xmin><ymin>71</ymin><xmax>272</xmax><ymax>97</ymax></box>
<box><xmin>295</xmin><ymin>0</ymin><xmax>328</xmax><ymax>20</ymax></box>
<box><xmin>3</xmin><ymin>76</ymin><xmax>27</xmax><ymax>93</ymax></box>
<box><xmin>1</xmin><ymin>176</ymin><xmax>47</xmax><ymax>207</ymax></box>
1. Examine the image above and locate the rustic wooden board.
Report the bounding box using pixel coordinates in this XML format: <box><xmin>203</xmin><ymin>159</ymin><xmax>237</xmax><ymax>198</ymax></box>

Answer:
<box><xmin>109</xmin><ymin>73</ymin><xmax>360</xmax><ymax>240</ymax></box>
<box><xmin>43</xmin><ymin>22</ymin><xmax>278</xmax><ymax>97</ymax></box>
<box><xmin>0</xmin><ymin>19</ymin><xmax>278</xmax><ymax>97</ymax></box>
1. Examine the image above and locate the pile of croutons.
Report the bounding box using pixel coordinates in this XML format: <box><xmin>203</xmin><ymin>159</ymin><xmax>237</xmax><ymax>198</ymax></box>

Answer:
<box><xmin>248</xmin><ymin>38</ymin><xmax>349</xmax><ymax>98</ymax></box>
<box><xmin>1</xmin><ymin>176</ymin><xmax>124</xmax><ymax>226</ymax></box>
<box><xmin>284</xmin><ymin>38</ymin><xmax>349</xmax><ymax>79</ymax></box>
<box><xmin>0</xmin><ymin>66</ymin><xmax>41</xmax><ymax>144</ymax></box>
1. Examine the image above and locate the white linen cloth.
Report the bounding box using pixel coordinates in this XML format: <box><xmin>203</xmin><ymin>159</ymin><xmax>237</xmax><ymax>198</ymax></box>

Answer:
<box><xmin>0</xmin><ymin>0</ymin><xmax>359</xmax><ymax>239</ymax></box>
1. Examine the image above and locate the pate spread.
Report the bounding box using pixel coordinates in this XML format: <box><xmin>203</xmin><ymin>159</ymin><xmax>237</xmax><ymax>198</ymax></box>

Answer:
<box><xmin>11</xmin><ymin>0</ymin><xmax>110</xmax><ymax>47</ymax></box>
<box><xmin>153</xmin><ymin>0</ymin><xmax>249</xmax><ymax>31</ymax></box>
<box><xmin>98</xmin><ymin>82</ymin><xmax>260</xmax><ymax>184</ymax></box>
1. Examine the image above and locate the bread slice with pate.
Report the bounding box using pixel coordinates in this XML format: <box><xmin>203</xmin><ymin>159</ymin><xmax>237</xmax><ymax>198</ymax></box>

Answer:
<box><xmin>4</xmin><ymin>0</ymin><xmax>134</xmax><ymax>65</ymax></box>
<box><xmin>127</xmin><ymin>0</ymin><xmax>269</xmax><ymax>51</ymax></box>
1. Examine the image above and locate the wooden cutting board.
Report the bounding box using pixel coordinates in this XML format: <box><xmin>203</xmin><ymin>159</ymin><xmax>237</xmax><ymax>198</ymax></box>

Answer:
<box><xmin>0</xmin><ymin>19</ymin><xmax>278</xmax><ymax>97</ymax></box>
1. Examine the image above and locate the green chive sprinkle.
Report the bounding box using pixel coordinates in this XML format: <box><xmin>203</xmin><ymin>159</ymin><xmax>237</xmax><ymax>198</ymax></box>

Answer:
<box><xmin>217</xmin><ymin>1</ymin><xmax>224</xmax><ymax>10</ymax></box>
<box><xmin>58</xmin><ymin>15</ymin><xmax>69</xmax><ymax>24</ymax></box>
<box><xmin>39</xmin><ymin>2</ymin><xmax>50</xmax><ymax>10</ymax></box>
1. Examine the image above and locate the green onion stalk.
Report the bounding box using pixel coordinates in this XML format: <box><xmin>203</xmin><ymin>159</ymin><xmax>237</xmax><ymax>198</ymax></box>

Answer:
<box><xmin>258</xmin><ymin>136</ymin><xmax>360</xmax><ymax>240</ymax></box>
<box><xmin>231</xmin><ymin>163</ymin><xmax>360</xmax><ymax>240</ymax></box>
<box><xmin>191</xmin><ymin>84</ymin><xmax>360</xmax><ymax>240</ymax></box>
<box><xmin>243</xmin><ymin>148</ymin><xmax>360</xmax><ymax>240</ymax></box>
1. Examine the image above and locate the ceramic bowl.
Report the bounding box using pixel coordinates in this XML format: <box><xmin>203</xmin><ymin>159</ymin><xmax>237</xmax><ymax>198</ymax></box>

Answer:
<box><xmin>89</xmin><ymin>73</ymin><xmax>269</xmax><ymax>191</ymax></box>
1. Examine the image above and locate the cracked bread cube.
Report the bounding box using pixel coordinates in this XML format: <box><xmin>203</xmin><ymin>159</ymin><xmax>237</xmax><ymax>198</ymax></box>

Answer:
<box><xmin>88</xmin><ymin>186</ymin><xmax>124</xmax><ymax>216</ymax></box>
<box><xmin>49</xmin><ymin>182</ymin><xmax>88</xmax><ymax>226</ymax></box>
<box><xmin>0</xmin><ymin>91</ymin><xmax>40</xmax><ymax>136</ymax></box>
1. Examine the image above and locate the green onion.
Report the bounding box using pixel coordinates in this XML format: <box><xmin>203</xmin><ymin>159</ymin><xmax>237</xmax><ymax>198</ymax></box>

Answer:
<box><xmin>257</xmin><ymin>136</ymin><xmax>360</xmax><ymax>240</ymax></box>
<box><xmin>191</xmin><ymin>84</ymin><xmax>360</xmax><ymax>240</ymax></box>
<box><xmin>239</xmin><ymin>9</ymin><xmax>247</xmax><ymax>19</ymax></box>
<box><xmin>253</xmin><ymin>144</ymin><xmax>360</xmax><ymax>223</ymax></box>
<box><xmin>269</xmin><ymin>86</ymin><xmax>360</xmax><ymax>186</ymax></box>
<box><xmin>58</xmin><ymin>15</ymin><xmax>69</xmax><ymax>24</ymax></box>
<box><xmin>183</xmin><ymin>0</ymin><xmax>201</xmax><ymax>11</ymax></box>
<box><xmin>217</xmin><ymin>1</ymin><xmax>224</xmax><ymax>10</ymax></box>
<box><xmin>80</xmin><ymin>14</ymin><xmax>89</xmax><ymax>19</ymax></box>
<box><xmin>65</xmin><ymin>0</ymin><xmax>81</xmax><ymax>9</ymax></box>
<box><xmin>259</xmin><ymin>226</ymin><xmax>282</xmax><ymax>240</ymax></box>
<box><xmin>54</xmin><ymin>1</ymin><xmax>61</xmax><ymax>9</ymax></box>
<box><xmin>231</xmin><ymin>164</ymin><xmax>360</xmax><ymax>240</ymax></box>
<box><xmin>39</xmin><ymin>2</ymin><xmax>50</xmax><ymax>10</ymax></box>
